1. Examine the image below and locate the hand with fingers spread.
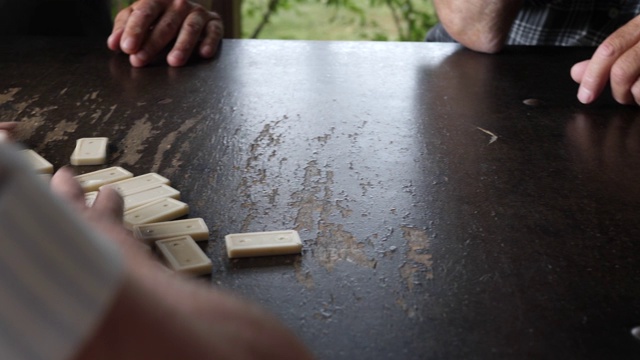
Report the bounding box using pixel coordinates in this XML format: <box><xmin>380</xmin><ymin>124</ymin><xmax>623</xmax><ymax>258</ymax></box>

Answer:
<box><xmin>108</xmin><ymin>0</ymin><xmax>224</xmax><ymax>67</ymax></box>
<box><xmin>571</xmin><ymin>15</ymin><xmax>640</xmax><ymax>106</ymax></box>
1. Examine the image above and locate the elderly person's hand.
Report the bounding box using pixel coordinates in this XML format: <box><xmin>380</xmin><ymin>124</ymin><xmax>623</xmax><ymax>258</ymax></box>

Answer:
<box><xmin>571</xmin><ymin>15</ymin><xmax>640</xmax><ymax>105</ymax></box>
<box><xmin>107</xmin><ymin>0</ymin><xmax>223</xmax><ymax>67</ymax></box>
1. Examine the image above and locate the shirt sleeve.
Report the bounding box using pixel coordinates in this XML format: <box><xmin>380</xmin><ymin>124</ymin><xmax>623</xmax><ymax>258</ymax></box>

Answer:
<box><xmin>425</xmin><ymin>23</ymin><xmax>458</xmax><ymax>43</ymax></box>
<box><xmin>0</xmin><ymin>144</ymin><xmax>124</xmax><ymax>360</ymax></box>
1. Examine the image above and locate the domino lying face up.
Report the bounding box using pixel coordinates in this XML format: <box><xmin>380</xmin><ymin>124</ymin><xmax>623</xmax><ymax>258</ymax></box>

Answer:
<box><xmin>0</xmin><ymin>142</ymin><xmax>315</xmax><ymax>360</ymax></box>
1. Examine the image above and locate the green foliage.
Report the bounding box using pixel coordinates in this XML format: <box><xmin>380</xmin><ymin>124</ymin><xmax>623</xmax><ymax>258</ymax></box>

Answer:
<box><xmin>110</xmin><ymin>0</ymin><xmax>438</xmax><ymax>41</ymax></box>
<box><xmin>243</xmin><ymin>0</ymin><xmax>437</xmax><ymax>41</ymax></box>
<box><xmin>111</xmin><ymin>0</ymin><xmax>133</xmax><ymax>17</ymax></box>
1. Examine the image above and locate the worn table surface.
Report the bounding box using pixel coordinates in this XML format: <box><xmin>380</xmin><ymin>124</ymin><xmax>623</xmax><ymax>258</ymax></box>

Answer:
<box><xmin>1</xmin><ymin>38</ymin><xmax>640</xmax><ymax>359</ymax></box>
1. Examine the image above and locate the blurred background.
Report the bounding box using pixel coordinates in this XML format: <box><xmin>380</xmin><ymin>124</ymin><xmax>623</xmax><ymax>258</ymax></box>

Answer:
<box><xmin>111</xmin><ymin>0</ymin><xmax>437</xmax><ymax>41</ymax></box>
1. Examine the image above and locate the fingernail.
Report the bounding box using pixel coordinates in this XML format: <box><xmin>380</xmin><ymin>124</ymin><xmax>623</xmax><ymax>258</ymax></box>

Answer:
<box><xmin>135</xmin><ymin>50</ymin><xmax>149</xmax><ymax>62</ymax></box>
<box><xmin>578</xmin><ymin>87</ymin><xmax>593</xmax><ymax>104</ymax></box>
<box><xmin>201</xmin><ymin>45</ymin><xmax>213</xmax><ymax>57</ymax></box>
<box><xmin>122</xmin><ymin>38</ymin><xmax>135</xmax><ymax>51</ymax></box>
<box><xmin>170</xmin><ymin>50</ymin><xmax>185</xmax><ymax>63</ymax></box>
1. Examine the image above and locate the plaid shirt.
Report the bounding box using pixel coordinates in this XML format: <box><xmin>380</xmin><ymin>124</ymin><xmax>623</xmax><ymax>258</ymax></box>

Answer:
<box><xmin>427</xmin><ymin>0</ymin><xmax>640</xmax><ymax>47</ymax></box>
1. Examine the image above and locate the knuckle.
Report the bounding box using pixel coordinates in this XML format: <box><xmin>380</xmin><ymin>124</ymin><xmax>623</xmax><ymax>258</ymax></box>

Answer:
<box><xmin>155</xmin><ymin>26</ymin><xmax>175</xmax><ymax>41</ymax></box>
<box><xmin>610</xmin><ymin>65</ymin><xmax>628</xmax><ymax>84</ymax></box>
<box><xmin>159</xmin><ymin>16</ymin><xmax>180</xmax><ymax>34</ymax></box>
<box><xmin>598</xmin><ymin>39</ymin><xmax>622</xmax><ymax>58</ymax></box>
<box><xmin>172</xmin><ymin>0</ymin><xmax>189</xmax><ymax>11</ymax></box>
<box><xmin>133</xmin><ymin>8</ymin><xmax>155</xmax><ymax>23</ymax></box>
<box><xmin>210</xmin><ymin>11</ymin><xmax>222</xmax><ymax>21</ymax></box>
<box><xmin>131</xmin><ymin>0</ymin><xmax>162</xmax><ymax>20</ymax></box>
<box><xmin>610</xmin><ymin>61</ymin><xmax>634</xmax><ymax>85</ymax></box>
<box><xmin>206</xmin><ymin>20</ymin><xmax>223</xmax><ymax>38</ymax></box>
<box><xmin>191</xmin><ymin>6</ymin><xmax>208</xmax><ymax>17</ymax></box>
<box><xmin>183</xmin><ymin>20</ymin><xmax>204</xmax><ymax>37</ymax></box>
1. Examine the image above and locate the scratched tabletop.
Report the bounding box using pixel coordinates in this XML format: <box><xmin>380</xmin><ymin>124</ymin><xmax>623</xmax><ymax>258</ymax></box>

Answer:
<box><xmin>1</xmin><ymin>38</ymin><xmax>640</xmax><ymax>359</ymax></box>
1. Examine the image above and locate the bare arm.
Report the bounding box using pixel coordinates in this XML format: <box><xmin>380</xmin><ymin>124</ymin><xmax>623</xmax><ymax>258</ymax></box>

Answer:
<box><xmin>433</xmin><ymin>0</ymin><xmax>524</xmax><ymax>53</ymax></box>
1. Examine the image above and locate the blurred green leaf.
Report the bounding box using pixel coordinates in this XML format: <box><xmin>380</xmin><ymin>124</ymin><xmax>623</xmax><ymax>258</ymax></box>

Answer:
<box><xmin>243</xmin><ymin>0</ymin><xmax>437</xmax><ymax>41</ymax></box>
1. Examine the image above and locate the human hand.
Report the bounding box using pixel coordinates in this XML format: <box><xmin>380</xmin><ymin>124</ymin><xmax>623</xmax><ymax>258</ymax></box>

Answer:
<box><xmin>0</xmin><ymin>122</ymin><xmax>19</xmax><ymax>142</ymax></box>
<box><xmin>49</xmin><ymin>167</ymin><xmax>156</xmax><ymax>263</ymax></box>
<box><xmin>107</xmin><ymin>0</ymin><xmax>224</xmax><ymax>67</ymax></box>
<box><xmin>570</xmin><ymin>15</ymin><xmax>640</xmax><ymax>105</ymax></box>
<box><xmin>50</xmin><ymin>166</ymin><xmax>315</xmax><ymax>360</ymax></box>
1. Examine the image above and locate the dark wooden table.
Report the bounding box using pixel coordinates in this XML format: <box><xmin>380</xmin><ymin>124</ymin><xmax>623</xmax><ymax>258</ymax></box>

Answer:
<box><xmin>1</xmin><ymin>38</ymin><xmax>640</xmax><ymax>359</ymax></box>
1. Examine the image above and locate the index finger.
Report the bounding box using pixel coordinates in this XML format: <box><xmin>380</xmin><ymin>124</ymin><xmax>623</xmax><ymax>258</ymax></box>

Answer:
<box><xmin>0</xmin><ymin>122</ymin><xmax>18</xmax><ymax>132</ymax></box>
<box><xmin>108</xmin><ymin>7</ymin><xmax>132</xmax><ymax>52</ymax></box>
<box><xmin>120</xmin><ymin>0</ymin><xmax>167</xmax><ymax>54</ymax></box>
<box><xmin>578</xmin><ymin>17</ymin><xmax>640</xmax><ymax>104</ymax></box>
<box><xmin>0</xmin><ymin>122</ymin><xmax>19</xmax><ymax>143</ymax></box>
<box><xmin>50</xmin><ymin>166</ymin><xmax>86</xmax><ymax>211</ymax></box>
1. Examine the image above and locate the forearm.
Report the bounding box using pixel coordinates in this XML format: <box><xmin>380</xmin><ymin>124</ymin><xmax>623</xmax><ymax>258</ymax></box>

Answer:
<box><xmin>74</xmin><ymin>260</ymin><xmax>313</xmax><ymax>360</ymax></box>
<box><xmin>73</xmin><ymin>274</ymin><xmax>218</xmax><ymax>360</ymax></box>
<box><xmin>433</xmin><ymin>0</ymin><xmax>524</xmax><ymax>53</ymax></box>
